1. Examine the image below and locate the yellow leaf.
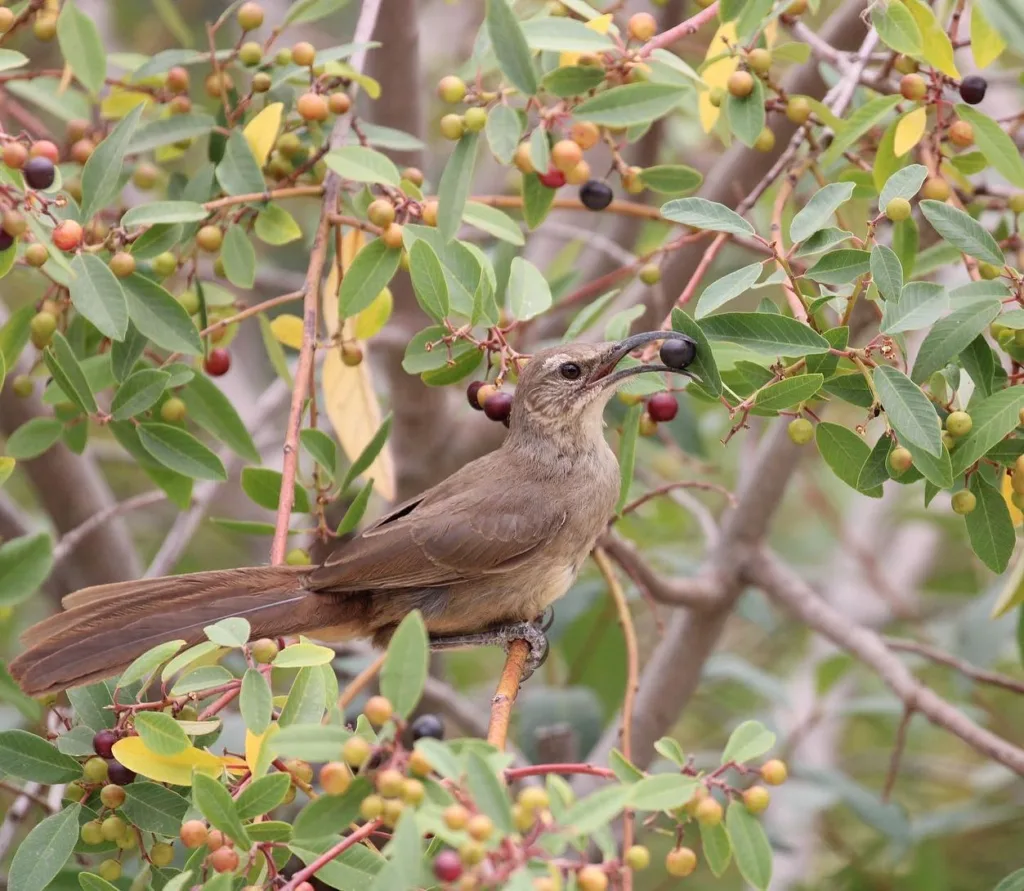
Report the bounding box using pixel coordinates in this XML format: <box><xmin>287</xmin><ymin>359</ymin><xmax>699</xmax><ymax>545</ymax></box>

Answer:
<box><xmin>903</xmin><ymin>0</ymin><xmax>959</xmax><ymax>77</ymax></box>
<box><xmin>329</xmin><ymin>63</ymin><xmax>380</xmax><ymax>99</ymax></box>
<box><xmin>353</xmin><ymin>286</ymin><xmax>393</xmax><ymax>340</ymax></box>
<box><xmin>699</xmin><ymin>22</ymin><xmax>739</xmax><ymax>134</ymax></box>
<box><xmin>893</xmin><ymin>106</ymin><xmax>927</xmax><ymax>157</ymax></box>
<box><xmin>560</xmin><ymin>14</ymin><xmax>614</xmax><ymax>66</ymax></box>
<box><xmin>243</xmin><ymin>103</ymin><xmax>283</xmax><ymax>167</ymax></box>
<box><xmin>221</xmin><ymin>754</ymin><xmax>248</xmax><ymax>776</ymax></box>
<box><xmin>245</xmin><ymin>725</ymin><xmax>279</xmax><ymax>778</ymax></box>
<box><xmin>270</xmin><ymin>314</ymin><xmax>304</xmax><ymax>351</ymax></box>
<box><xmin>1003</xmin><ymin>472</ymin><xmax>1023</xmax><ymax>527</ymax></box>
<box><xmin>100</xmin><ymin>88</ymin><xmax>152</xmax><ymax>119</ymax></box>
<box><xmin>111</xmin><ymin>737</ymin><xmax>224</xmax><ymax>786</ymax></box>
<box><xmin>970</xmin><ymin>4</ymin><xmax>1005</xmax><ymax>69</ymax></box>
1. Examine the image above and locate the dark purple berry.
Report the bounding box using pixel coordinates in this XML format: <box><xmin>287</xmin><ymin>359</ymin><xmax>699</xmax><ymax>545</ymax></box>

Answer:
<box><xmin>106</xmin><ymin>760</ymin><xmax>135</xmax><ymax>785</ymax></box>
<box><xmin>959</xmin><ymin>75</ymin><xmax>987</xmax><ymax>105</ymax></box>
<box><xmin>434</xmin><ymin>850</ymin><xmax>463</xmax><ymax>883</ymax></box>
<box><xmin>92</xmin><ymin>730</ymin><xmax>117</xmax><ymax>759</ymax></box>
<box><xmin>659</xmin><ymin>337</ymin><xmax>697</xmax><ymax>369</ymax></box>
<box><xmin>0</xmin><ymin>229</ymin><xmax>13</xmax><ymax>252</ymax></box>
<box><xmin>23</xmin><ymin>156</ymin><xmax>56</xmax><ymax>190</ymax></box>
<box><xmin>647</xmin><ymin>392</ymin><xmax>678</xmax><ymax>423</ymax></box>
<box><xmin>483</xmin><ymin>391</ymin><xmax>513</xmax><ymax>423</ymax></box>
<box><xmin>466</xmin><ymin>381</ymin><xmax>484</xmax><ymax>411</ymax></box>
<box><xmin>410</xmin><ymin>713</ymin><xmax>445</xmax><ymax>741</ymax></box>
<box><xmin>579</xmin><ymin>179</ymin><xmax>613</xmax><ymax>211</ymax></box>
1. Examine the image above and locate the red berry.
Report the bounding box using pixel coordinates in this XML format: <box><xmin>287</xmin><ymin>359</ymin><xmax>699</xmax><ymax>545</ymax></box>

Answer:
<box><xmin>204</xmin><ymin>348</ymin><xmax>231</xmax><ymax>376</ymax></box>
<box><xmin>30</xmin><ymin>140</ymin><xmax>60</xmax><ymax>163</ymax></box>
<box><xmin>52</xmin><ymin>220</ymin><xmax>83</xmax><ymax>251</ymax></box>
<box><xmin>433</xmin><ymin>850</ymin><xmax>463</xmax><ymax>883</ymax></box>
<box><xmin>92</xmin><ymin>730</ymin><xmax>117</xmax><ymax>758</ymax></box>
<box><xmin>538</xmin><ymin>167</ymin><xmax>566</xmax><ymax>189</ymax></box>
<box><xmin>483</xmin><ymin>391</ymin><xmax>513</xmax><ymax>423</ymax></box>
<box><xmin>647</xmin><ymin>392</ymin><xmax>678</xmax><ymax>423</ymax></box>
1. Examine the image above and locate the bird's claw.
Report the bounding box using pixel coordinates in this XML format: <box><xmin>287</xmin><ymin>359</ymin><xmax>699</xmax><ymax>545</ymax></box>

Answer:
<box><xmin>498</xmin><ymin>622</ymin><xmax>549</xmax><ymax>681</ymax></box>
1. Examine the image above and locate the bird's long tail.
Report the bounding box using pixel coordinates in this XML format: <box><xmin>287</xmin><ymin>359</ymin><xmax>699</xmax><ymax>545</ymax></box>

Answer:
<box><xmin>9</xmin><ymin>566</ymin><xmax>362</xmax><ymax>696</ymax></box>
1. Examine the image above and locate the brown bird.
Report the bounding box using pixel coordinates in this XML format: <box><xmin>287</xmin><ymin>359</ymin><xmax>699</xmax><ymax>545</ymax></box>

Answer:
<box><xmin>10</xmin><ymin>331</ymin><xmax>697</xmax><ymax>696</ymax></box>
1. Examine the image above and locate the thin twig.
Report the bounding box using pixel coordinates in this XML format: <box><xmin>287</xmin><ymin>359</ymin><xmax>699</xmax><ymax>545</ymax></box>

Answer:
<box><xmin>885</xmin><ymin>638</ymin><xmax>1024</xmax><ymax>696</ymax></box>
<box><xmin>487</xmin><ymin>640</ymin><xmax>531</xmax><ymax>750</ymax></box>
<box><xmin>638</xmin><ymin>2</ymin><xmax>719</xmax><ymax>57</ymax></box>
<box><xmin>593</xmin><ymin>547</ymin><xmax>637</xmax><ymax>891</ymax></box>
<box><xmin>337</xmin><ymin>651</ymin><xmax>386</xmax><ymax>713</ymax></box>
<box><xmin>278</xmin><ymin>819</ymin><xmax>382</xmax><ymax>891</ymax></box>
<box><xmin>52</xmin><ymin>490</ymin><xmax>166</xmax><ymax>569</ymax></box>
<box><xmin>881</xmin><ymin>707</ymin><xmax>914</xmax><ymax>802</ymax></box>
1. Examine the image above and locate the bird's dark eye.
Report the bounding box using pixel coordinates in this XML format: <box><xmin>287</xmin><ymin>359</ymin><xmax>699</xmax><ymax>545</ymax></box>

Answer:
<box><xmin>559</xmin><ymin>362</ymin><xmax>582</xmax><ymax>381</ymax></box>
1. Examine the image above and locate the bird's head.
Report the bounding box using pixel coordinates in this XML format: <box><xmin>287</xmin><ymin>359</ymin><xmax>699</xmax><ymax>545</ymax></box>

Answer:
<box><xmin>507</xmin><ymin>331</ymin><xmax>699</xmax><ymax>444</ymax></box>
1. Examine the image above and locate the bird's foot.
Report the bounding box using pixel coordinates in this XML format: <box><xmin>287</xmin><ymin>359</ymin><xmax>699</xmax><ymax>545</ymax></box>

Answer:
<box><xmin>428</xmin><ymin>622</ymin><xmax>549</xmax><ymax>682</ymax></box>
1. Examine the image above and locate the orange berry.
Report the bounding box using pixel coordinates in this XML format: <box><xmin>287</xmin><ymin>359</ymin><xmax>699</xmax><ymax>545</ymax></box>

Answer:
<box><xmin>551</xmin><ymin>139</ymin><xmax>583</xmax><ymax>173</ymax></box>
<box><xmin>627</xmin><ymin>12</ymin><xmax>657</xmax><ymax>41</ymax></box>
<box><xmin>570</xmin><ymin>121</ymin><xmax>600</xmax><ymax>150</ymax></box>
<box><xmin>297</xmin><ymin>93</ymin><xmax>329</xmax><ymax>122</ymax></box>
<box><xmin>52</xmin><ymin>220</ymin><xmax>83</xmax><ymax>252</ymax></box>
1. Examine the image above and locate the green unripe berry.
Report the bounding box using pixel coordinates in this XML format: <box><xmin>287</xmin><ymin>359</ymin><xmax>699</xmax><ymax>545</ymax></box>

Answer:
<box><xmin>250</xmin><ymin>638</ymin><xmax>279</xmax><ymax>663</ymax></box>
<box><xmin>153</xmin><ymin>252</ymin><xmax>178</xmax><ymax>278</ymax></box>
<box><xmin>285</xmin><ymin>547</ymin><xmax>311</xmax><ymax>565</ymax></box>
<box><xmin>151</xmin><ymin>842</ymin><xmax>175</xmax><ymax>867</ymax></box>
<box><xmin>463</xmin><ymin>106</ymin><xmax>488</xmax><ymax>132</ymax></box>
<box><xmin>1010</xmin><ymin>193</ymin><xmax>1024</xmax><ymax>214</ymax></box>
<box><xmin>239</xmin><ymin>42</ymin><xmax>263</xmax><ymax>66</ymax></box>
<box><xmin>65</xmin><ymin>782</ymin><xmax>87</xmax><ymax>802</ymax></box>
<box><xmin>439</xmin><ymin>114</ymin><xmax>464</xmax><ymax>141</ymax></box>
<box><xmin>437</xmin><ymin>75</ymin><xmax>467</xmax><ymax>104</ymax></box>
<box><xmin>885</xmin><ymin>197</ymin><xmax>912</xmax><ymax>221</ymax></box>
<box><xmin>746</xmin><ymin>48</ymin><xmax>772</xmax><ymax>73</ymax></box>
<box><xmin>624</xmin><ymin>845</ymin><xmax>650</xmax><ymax>870</ymax></box>
<box><xmin>98</xmin><ymin>860</ymin><xmax>121</xmax><ymax>882</ymax></box>
<box><xmin>951</xmin><ymin>489</ymin><xmax>977</xmax><ymax>514</ymax></box>
<box><xmin>941</xmin><ymin>431</ymin><xmax>957</xmax><ymax>451</ymax></box>
<box><xmin>788</xmin><ymin>417</ymin><xmax>814</xmax><ymax>445</ymax></box>
<box><xmin>160</xmin><ymin>397</ymin><xmax>187</xmax><ymax>423</ymax></box>
<box><xmin>979</xmin><ymin>262</ymin><xmax>1002</xmax><ymax>280</ymax></box>
<box><xmin>12</xmin><ymin>374</ymin><xmax>33</xmax><ymax>397</ymax></box>
<box><xmin>83</xmin><ymin>756</ymin><xmax>109</xmax><ymax>784</ymax></box>
<box><xmin>639</xmin><ymin>263</ymin><xmax>661</xmax><ymax>285</ymax></box>
<box><xmin>945</xmin><ymin>411</ymin><xmax>972</xmax><ymax>437</ymax></box>
<box><xmin>708</xmin><ymin>86</ymin><xmax>724</xmax><ymax>107</ymax></box>
<box><xmin>81</xmin><ymin>821</ymin><xmax>104</xmax><ymax>845</ymax></box>
<box><xmin>100</xmin><ymin>815</ymin><xmax>127</xmax><ymax>841</ymax></box>
<box><xmin>743</xmin><ymin>785</ymin><xmax>771</xmax><ymax>814</ymax></box>
<box><xmin>177</xmin><ymin>290</ymin><xmax>200</xmax><ymax>315</ymax></box>
<box><xmin>29</xmin><ymin>311</ymin><xmax>58</xmax><ymax>348</ymax></box>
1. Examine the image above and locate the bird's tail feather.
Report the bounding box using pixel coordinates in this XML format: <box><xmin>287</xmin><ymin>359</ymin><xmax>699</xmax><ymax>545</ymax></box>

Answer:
<box><xmin>10</xmin><ymin>566</ymin><xmax>357</xmax><ymax>696</ymax></box>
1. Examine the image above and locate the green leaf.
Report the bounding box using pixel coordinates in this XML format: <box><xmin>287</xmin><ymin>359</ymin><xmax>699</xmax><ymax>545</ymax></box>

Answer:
<box><xmin>507</xmin><ymin>257</ymin><xmax>552</xmax><ymax>321</ymax></box>
<box><xmin>994</xmin><ymin>869</ymin><xmax>1024</xmax><ymax>891</ymax></box>
<box><xmin>486</xmin><ymin>0</ymin><xmax>537</xmax><ymax>95</ymax></box>
<box><xmin>81</xmin><ymin>104</ymin><xmax>143</xmax><ymax>220</ymax></box>
<box><xmin>560</xmin><ymin>784</ymin><xmax>631</xmax><ymax>835</ymax></box>
<box><xmin>575</xmin><ymin>83</ymin><xmax>685</xmax><ymax>127</ymax></box>
<box><xmin>857</xmin><ymin>435</ymin><xmax>893</xmax><ymax>492</ymax></box>
<box><xmin>57</xmin><ymin>0</ymin><xmax>106</xmax><ymax>94</ymax></box>
<box><xmin>338</xmin><ymin>239</ymin><xmax>401</xmax><ymax>318</ymax></box>
<box><xmin>180</xmin><ymin>374</ymin><xmax>260</xmax><ymax>462</ymax></box>
<box><xmin>293</xmin><ymin>776</ymin><xmax>371</xmax><ymax>840</ymax></box>
<box><xmin>879</xmin><ymin>163</ymin><xmax>928</xmax><ymax>209</ymax></box>
<box><xmin>521</xmin><ymin>173</ymin><xmax>555</xmax><ymax>228</ymax></box>
<box><xmin>955</xmin><ymin>105</ymin><xmax>1024</xmax><ymax>188</ymax></box>
<box><xmin>671</xmin><ymin>308</ymin><xmax>722</xmax><ymax>397</ymax></box>
<box><xmin>638</xmin><ymin>164</ymin><xmax>703</xmax><ymax>195</ymax></box>
<box><xmin>205</xmin><ymin>617</ymin><xmax>250</xmax><ymax>647</ymax></box>
<box><xmin>277</xmin><ymin>666</ymin><xmax>327</xmax><ymax>728</ymax></box>
<box><xmin>726</xmin><ymin>802</ymin><xmax>773</xmax><ymax>890</ymax></box>
<box><xmin>0</xmin><ymin>50</ymin><xmax>27</xmax><ymax>73</ymax></box>
<box><xmin>754</xmin><ymin>374</ymin><xmax>824</xmax><ymax>412</ymax></box>
<box><xmin>236</xmin><ymin>772</ymin><xmax>292</xmax><ymax>820</ymax></box>
<box><xmin>325</xmin><ymin>146</ymin><xmax>401</xmax><ymax>188</ymax></box>
<box><xmin>816</xmin><ymin>422</ymin><xmax>882</xmax><ymax>496</ymax></box>
<box><xmin>220</xmin><ymin>225</ymin><xmax>256</xmax><ymax>289</ymax></box>
<box><xmin>216</xmin><ymin>129</ymin><xmax>265</xmax><ymax>197</ymax></box>
<box><xmin>272</xmin><ymin>642</ymin><xmax>336</xmax><ymax>669</ymax></box>
<box><xmin>628</xmin><ymin>775</ymin><xmax>699</xmax><ymax>811</ymax></box>
<box><xmin>110</xmin><ymin>369</ymin><xmax>170</xmax><ymax>420</ymax></box>
<box><xmin>255</xmin><ymin>204</ymin><xmax>302</xmax><ymax>245</ymax></box>
<box><xmin>541</xmin><ymin>64</ymin><xmax>605</xmax><ymax>97</ymax></box>
<box><xmin>0</xmin><ymin>304</ymin><xmax>32</xmax><ymax>372</ymax></box>
<box><xmin>823</xmin><ymin>95</ymin><xmax>901</xmax><ymax>167</ymax></box>
<box><xmin>45</xmin><ymin>332</ymin><xmax>97</xmax><ymax>414</ymax></box>
<box><xmin>966</xmin><ymin>476</ymin><xmax>1015</xmax><ymax>573</ymax></box>
<box><xmin>240</xmin><ymin>668</ymin><xmax>273</xmax><ymax>735</ymax></box>
<box><xmin>871</xmin><ymin>0</ymin><xmax>923</xmax><ymax>53</ymax></box>
<box><xmin>702</xmin><ymin>821</ymin><xmax>733</xmax><ymax>877</ymax></box>
<box><xmin>134</xmin><ymin>711</ymin><xmax>190</xmax><ymax>756</ymax></box>
<box><xmin>661</xmin><ymin>197</ymin><xmax>754</xmax><ymax>236</ymax></box>
<box><xmin>130</xmin><ymin>113</ymin><xmax>216</xmax><ymax>154</ymax></box>
<box><xmin>520</xmin><ymin>16</ymin><xmax>614</xmax><ymax>51</ymax></box>
<box><xmin>122</xmin><ymin>274</ymin><xmax>202</xmax><ymax>355</ymax></box>
<box><xmin>873</xmin><ymin>365</ymin><xmax>942</xmax><ymax>457</ymax></box>
<box><xmin>241</xmin><ymin>467</ymin><xmax>311</xmax><ymax>513</ymax></box>
<box><xmin>120</xmin><ymin>639</ymin><xmax>187</xmax><ymax>686</ymax></box>
<box><xmin>484</xmin><ymin>103</ymin><xmax>522</xmax><ymax>164</ymax></box>
<box><xmin>462</xmin><ymin>202</ymin><xmax>524</xmax><ymax>246</ymax></box>
<box><xmin>724</xmin><ymin>75</ymin><xmax>765</xmax><ymax>147</ymax></box>
<box><xmin>615</xmin><ymin>403</ymin><xmax>642</xmax><ymax>513</ymax></box>
<box><xmin>805</xmin><ymin>249</ymin><xmax>871</xmax><ymax>286</ymax></box>
<box><xmin>0</xmin><ymin>729</ymin><xmax>81</xmax><ymax>782</ymax></box>
<box><xmin>368</xmin><ymin>811</ymin><xmax>422</xmax><ymax>891</ymax></box>
<box><xmin>122</xmin><ymin>201</ymin><xmax>208</xmax><ymax>228</ymax></box>
<box><xmin>721</xmin><ymin>720</ymin><xmax>776</xmax><ymax>764</ymax></box>
<box><xmin>341</xmin><ymin>414</ymin><xmax>392</xmax><ymax>493</ymax></box>
<box><xmin>699</xmin><ymin>312</ymin><xmax>830</xmax><ymax>357</ymax></box>
<box><xmin>9</xmin><ymin>804</ymin><xmax>81</xmax><ymax>891</ymax></box>
<box><xmin>138</xmin><ymin>423</ymin><xmax>227</xmax><ymax>481</ymax></box>
<box><xmin>880</xmin><ymin>282</ymin><xmax>947</xmax><ymax>334</ymax></box>
<box><xmin>465</xmin><ymin>750</ymin><xmax>515</xmax><ymax>835</ymax></box>
<box><xmin>290</xmin><ymin>839</ymin><xmax>384</xmax><ymax>890</ymax></box>
<box><xmin>952</xmin><ymin>387</ymin><xmax>1024</xmax><ymax>476</ymax></box>
<box><xmin>122</xmin><ymin>781</ymin><xmax>190</xmax><ymax>836</ymax></box>
<box><xmin>337</xmin><ymin>480</ymin><xmax>374</xmax><ymax>536</ymax></box>
<box><xmin>437</xmin><ymin>132</ymin><xmax>479</xmax><ymax>243</ymax></box>
<box><xmin>790</xmin><ymin>182</ymin><xmax>856</xmax><ymax>245</ymax></box>
<box><xmin>6</xmin><ymin>418</ymin><xmax>63</xmax><ymax>460</ymax></box>
<box><xmin>919</xmin><ymin>200</ymin><xmax>1003</xmax><ymax>266</ymax></box>
<box><xmin>284</xmin><ymin>0</ymin><xmax>349</xmax><ymax>24</ymax></box>
<box><xmin>69</xmin><ymin>252</ymin><xmax>129</xmax><ymax>340</ymax></box>
<box><xmin>870</xmin><ymin>244</ymin><xmax>904</xmax><ymax>302</ymax></box>
<box><xmin>300</xmin><ymin>428</ymin><xmax>339</xmax><ymax>481</ymax></box>
<box><xmin>911</xmin><ymin>299</ymin><xmax>1002</xmax><ymax>384</ymax></box>
<box><xmin>192</xmin><ymin>772</ymin><xmax>251</xmax><ymax>848</ymax></box>
<box><xmin>67</xmin><ymin>682</ymin><xmax>115</xmax><ymax>732</ymax></box>
<box><xmin>380</xmin><ymin>611</ymin><xmax>428</xmax><ymax>719</ymax></box>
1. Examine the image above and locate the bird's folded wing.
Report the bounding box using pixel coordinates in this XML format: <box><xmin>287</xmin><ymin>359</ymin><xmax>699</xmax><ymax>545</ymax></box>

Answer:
<box><xmin>308</xmin><ymin>497</ymin><xmax>567</xmax><ymax>591</ymax></box>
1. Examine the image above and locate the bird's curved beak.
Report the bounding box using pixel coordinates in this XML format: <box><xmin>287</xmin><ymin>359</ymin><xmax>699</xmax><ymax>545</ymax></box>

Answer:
<box><xmin>586</xmin><ymin>331</ymin><xmax>700</xmax><ymax>389</ymax></box>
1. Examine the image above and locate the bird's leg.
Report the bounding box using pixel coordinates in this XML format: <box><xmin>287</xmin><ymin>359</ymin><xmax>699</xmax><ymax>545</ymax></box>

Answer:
<box><xmin>428</xmin><ymin>622</ymin><xmax>549</xmax><ymax>680</ymax></box>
